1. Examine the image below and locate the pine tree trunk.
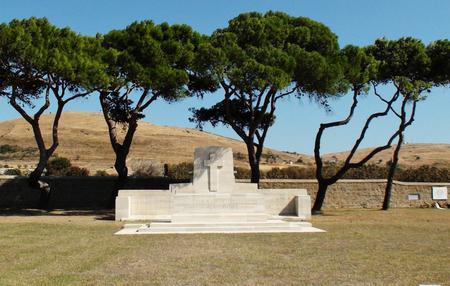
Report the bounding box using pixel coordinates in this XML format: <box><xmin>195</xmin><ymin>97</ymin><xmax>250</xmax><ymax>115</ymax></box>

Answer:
<box><xmin>115</xmin><ymin>150</ymin><xmax>129</xmax><ymax>189</ymax></box>
<box><xmin>108</xmin><ymin>149</ymin><xmax>129</xmax><ymax>209</ymax></box>
<box><xmin>249</xmin><ymin>161</ymin><xmax>260</xmax><ymax>184</ymax></box>
<box><xmin>383</xmin><ymin>135</ymin><xmax>403</xmax><ymax>210</ymax></box>
<box><xmin>29</xmin><ymin>152</ymin><xmax>51</xmax><ymax>209</ymax></box>
<box><xmin>246</xmin><ymin>141</ymin><xmax>261</xmax><ymax>184</ymax></box>
<box><xmin>312</xmin><ymin>181</ymin><xmax>328</xmax><ymax>215</ymax></box>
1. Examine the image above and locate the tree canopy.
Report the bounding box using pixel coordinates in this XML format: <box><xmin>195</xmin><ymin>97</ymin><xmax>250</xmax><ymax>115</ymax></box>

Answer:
<box><xmin>208</xmin><ymin>11</ymin><xmax>345</xmax><ymax>95</ymax></box>
<box><xmin>368</xmin><ymin>37</ymin><xmax>432</xmax><ymax>100</ymax></box>
<box><xmin>191</xmin><ymin>11</ymin><xmax>346</xmax><ymax>183</ymax></box>
<box><xmin>95</xmin><ymin>20</ymin><xmax>218</xmax><ymax>204</ymax></box>
<box><xmin>0</xmin><ymin>17</ymin><xmax>108</xmax><ymax>207</ymax></box>
<box><xmin>0</xmin><ymin>18</ymin><xmax>108</xmax><ymax>99</ymax></box>
<box><xmin>99</xmin><ymin>20</ymin><xmax>216</xmax><ymax>123</ymax></box>
<box><xmin>427</xmin><ymin>39</ymin><xmax>450</xmax><ymax>85</ymax></box>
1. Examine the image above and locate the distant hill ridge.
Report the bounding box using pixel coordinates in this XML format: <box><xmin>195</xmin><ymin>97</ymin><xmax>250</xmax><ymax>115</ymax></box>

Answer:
<box><xmin>322</xmin><ymin>143</ymin><xmax>450</xmax><ymax>169</ymax></box>
<box><xmin>0</xmin><ymin>112</ymin><xmax>449</xmax><ymax>173</ymax></box>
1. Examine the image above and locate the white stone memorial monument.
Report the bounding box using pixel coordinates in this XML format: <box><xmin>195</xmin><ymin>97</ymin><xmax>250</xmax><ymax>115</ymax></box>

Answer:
<box><xmin>115</xmin><ymin>146</ymin><xmax>323</xmax><ymax>234</ymax></box>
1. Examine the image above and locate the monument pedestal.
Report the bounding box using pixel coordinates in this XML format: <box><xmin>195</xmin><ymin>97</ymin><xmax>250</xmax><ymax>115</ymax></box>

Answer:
<box><xmin>171</xmin><ymin>193</ymin><xmax>267</xmax><ymax>223</ymax></box>
<box><xmin>116</xmin><ymin>220</ymin><xmax>323</xmax><ymax>234</ymax></box>
<box><xmin>115</xmin><ymin>147</ymin><xmax>324</xmax><ymax>234</ymax></box>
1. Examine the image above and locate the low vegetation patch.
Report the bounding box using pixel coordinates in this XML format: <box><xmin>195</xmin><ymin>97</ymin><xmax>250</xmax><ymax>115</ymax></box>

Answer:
<box><xmin>130</xmin><ymin>160</ymin><xmax>164</xmax><ymax>177</ymax></box>
<box><xmin>166</xmin><ymin>162</ymin><xmax>193</xmax><ymax>180</ymax></box>
<box><xmin>235</xmin><ymin>163</ymin><xmax>450</xmax><ymax>182</ymax></box>
<box><xmin>3</xmin><ymin>168</ymin><xmax>22</xmax><ymax>176</ymax></box>
<box><xmin>46</xmin><ymin>156</ymin><xmax>90</xmax><ymax>177</ymax></box>
<box><xmin>0</xmin><ymin>144</ymin><xmax>20</xmax><ymax>154</ymax></box>
<box><xmin>0</xmin><ymin>144</ymin><xmax>37</xmax><ymax>159</ymax></box>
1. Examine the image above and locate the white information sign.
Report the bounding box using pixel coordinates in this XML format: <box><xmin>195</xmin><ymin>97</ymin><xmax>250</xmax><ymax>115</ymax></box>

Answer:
<box><xmin>408</xmin><ymin>194</ymin><xmax>420</xmax><ymax>201</ymax></box>
<box><xmin>432</xmin><ymin>187</ymin><xmax>448</xmax><ymax>200</ymax></box>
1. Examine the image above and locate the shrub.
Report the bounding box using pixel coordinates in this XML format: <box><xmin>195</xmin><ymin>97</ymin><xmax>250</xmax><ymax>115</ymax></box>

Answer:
<box><xmin>265</xmin><ymin>167</ymin><xmax>286</xmax><ymax>179</ymax></box>
<box><xmin>233</xmin><ymin>152</ymin><xmax>246</xmax><ymax>161</ymax></box>
<box><xmin>22</xmin><ymin>147</ymin><xmax>37</xmax><ymax>156</ymax></box>
<box><xmin>234</xmin><ymin>167</ymin><xmax>251</xmax><ymax>179</ymax></box>
<box><xmin>95</xmin><ymin>170</ymin><xmax>109</xmax><ymax>177</ymax></box>
<box><xmin>342</xmin><ymin>164</ymin><xmax>388</xmax><ymax>179</ymax></box>
<box><xmin>257</xmin><ymin>164</ymin><xmax>450</xmax><ymax>182</ymax></box>
<box><xmin>46</xmin><ymin>156</ymin><xmax>89</xmax><ymax>176</ymax></box>
<box><xmin>66</xmin><ymin>166</ymin><xmax>90</xmax><ymax>177</ymax></box>
<box><xmin>131</xmin><ymin>160</ymin><xmax>164</xmax><ymax>177</ymax></box>
<box><xmin>166</xmin><ymin>162</ymin><xmax>193</xmax><ymax>180</ymax></box>
<box><xmin>263</xmin><ymin>166</ymin><xmax>315</xmax><ymax>179</ymax></box>
<box><xmin>396</xmin><ymin>165</ymin><xmax>450</xmax><ymax>182</ymax></box>
<box><xmin>0</xmin><ymin>144</ymin><xmax>19</xmax><ymax>154</ymax></box>
<box><xmin>4</xmin><ymin>168</ymin><xmax>22</xmax><ymax>176</ymax></box>
<box><xmin>261</xmin><ymin>152</ymin><xmax>280</xmax><ymax>163</ymax></box>
<box><xmin>46</xmin><ymin>156</ymin><xmax>72</xmax><ymax>176</ymax></box>
<box><xmin>283</xmin><ymin>166</ymin><xmax>315</xmax><ymax>179</ymax></box>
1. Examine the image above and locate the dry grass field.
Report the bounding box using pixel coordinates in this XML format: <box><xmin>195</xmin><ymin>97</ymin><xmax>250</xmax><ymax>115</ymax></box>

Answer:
<box><xmin>0</xmin><ymin>209</ymin><xmax>449</xmax><ymax>286</ymax></box>
<box><xmin>1</xmin><ymin>112</ymin><xmax>449</xmax><ymax>174</ymax></box>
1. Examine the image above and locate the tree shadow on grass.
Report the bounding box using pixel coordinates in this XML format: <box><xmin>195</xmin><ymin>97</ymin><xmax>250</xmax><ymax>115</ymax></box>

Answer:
<box><xmin>0</xmin><ymin>208</ymin><xmax>115</xmax><ymax>221</ymax></box>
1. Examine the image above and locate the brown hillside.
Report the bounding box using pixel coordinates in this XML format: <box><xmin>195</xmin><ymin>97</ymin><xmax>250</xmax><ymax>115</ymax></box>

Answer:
<box><xmin>0</xmin><ymin>112</ymin><xmax>448</xmax><ymax>174</ymax></box>
<box><xmin>322</xmin><ymin>143</ymin><xmax>450</xmax><ymax>169</ymax></box>
<box><xmin>0</xmin><ymin>112</ymin><xmax>308</xmax><ymax>173</ymax></box>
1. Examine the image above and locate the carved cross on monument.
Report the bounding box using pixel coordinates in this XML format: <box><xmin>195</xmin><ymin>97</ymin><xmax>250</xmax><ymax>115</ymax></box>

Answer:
<box><xmin>204</xmin><ymin>153</ymin><xmax>224</xmax><ymax>192</ymax></box>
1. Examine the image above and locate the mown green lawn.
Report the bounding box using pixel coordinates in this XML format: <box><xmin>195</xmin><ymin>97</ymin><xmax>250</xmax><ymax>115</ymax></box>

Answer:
<box><xmin>0</xmin><ymin>209</ymin><xmax>449</xmax><ymax>286</ymax></box>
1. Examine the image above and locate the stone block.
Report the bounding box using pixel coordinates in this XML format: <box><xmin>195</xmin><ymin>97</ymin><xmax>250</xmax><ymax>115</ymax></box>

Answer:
<box><xmin>192</xmin><ymin>147</ymin><xmax>235</xmax><ymax>193</ymax></box>
<box><xmin>171</xmin><ymin>193</ymin><xmax>266</xmax><ymax>223</ymax></box>
<box><xmin>115</xmin><ymin>196</ymin><xmax>130</xmax><ymax>221</ymax></box>
<box><xmin>233</xmin><ymin>183</ymin><xmax>258</xmax><ymax>193</ymax></box>
<box><xmin>170</xmin><ymin>182</ymin><xmax>194</xmax><ymax>193</ymax></box>
<box><xmin>260</xmin><ymin>189</ymin><xmax>308</xmax><ymax>216</ymax></box>
<box><xmin>115</xmin><ymin>190</ymin><xmax>171</xmax><ymax>221</ymax></box>
<box><xmin>296</xmin><ymin>195</ymin><xmax>311</xmax><ymax>220</ymax></box>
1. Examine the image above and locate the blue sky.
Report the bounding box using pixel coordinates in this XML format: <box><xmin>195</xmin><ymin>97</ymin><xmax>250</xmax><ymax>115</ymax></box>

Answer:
<box><xmin>0</xmin><ymin>0</ymin><xmax>449</xmax><ymax>154</ymax></box>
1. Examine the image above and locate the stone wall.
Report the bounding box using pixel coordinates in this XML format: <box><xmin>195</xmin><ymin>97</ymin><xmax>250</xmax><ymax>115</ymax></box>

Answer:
<box><xmin>0</xmin><ymin>176</ymin><xmax>448</xmax><ymax>209</ymax></box>
<box><xmin>0</xmin><ymin>176</ymin><xmax>187</xmax><ymax>209</ymax></box>
<box><xmin>251</xmin><ymin>179</ymin><xmax>449</xmax><ymax>209</ymax></box>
